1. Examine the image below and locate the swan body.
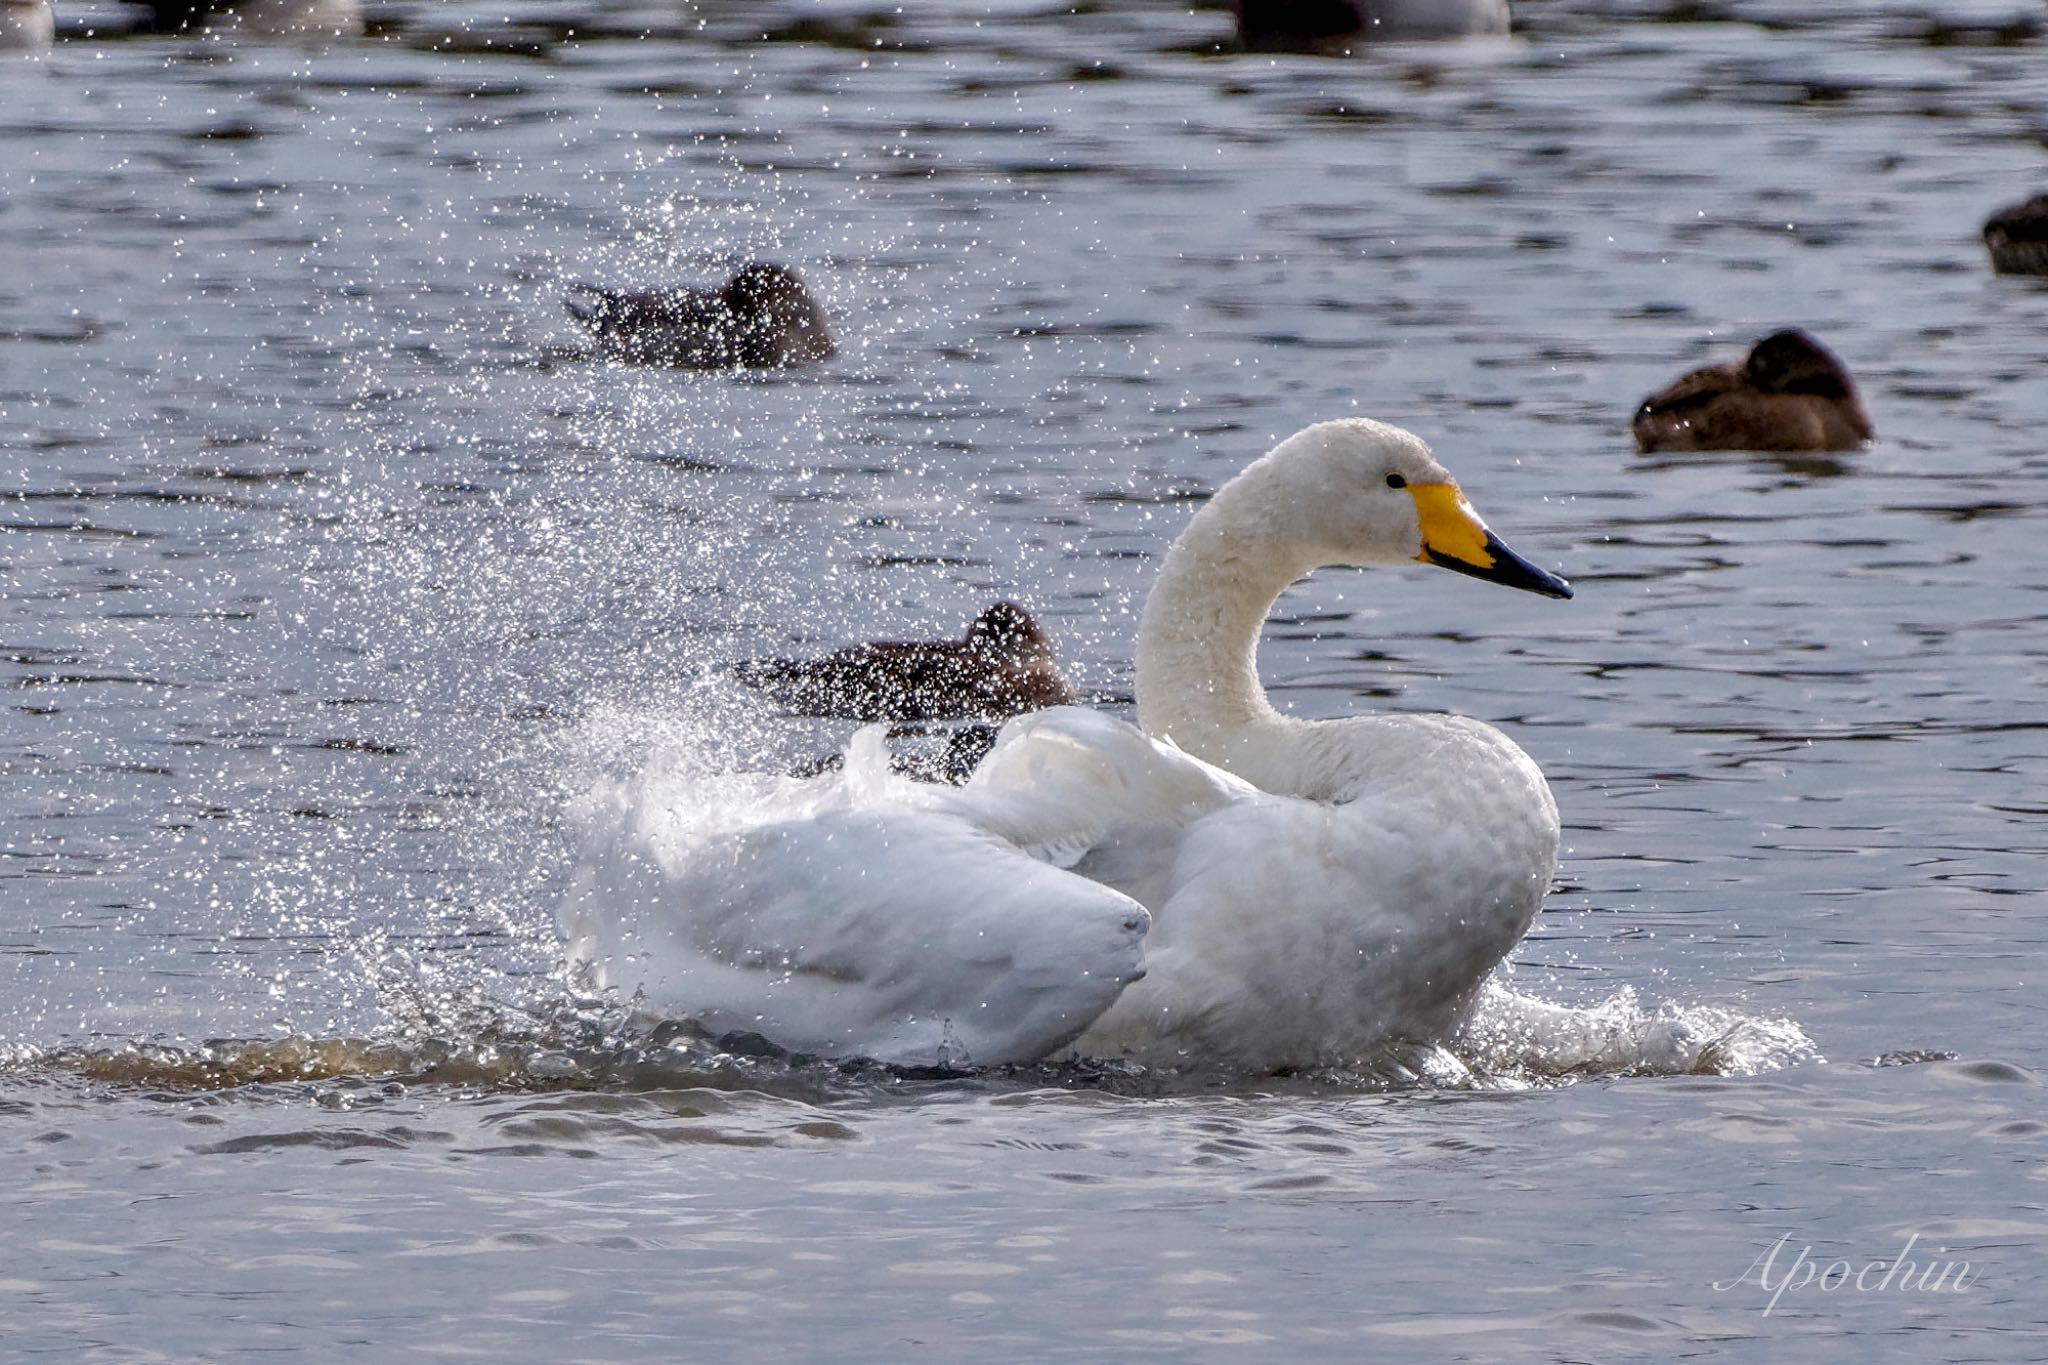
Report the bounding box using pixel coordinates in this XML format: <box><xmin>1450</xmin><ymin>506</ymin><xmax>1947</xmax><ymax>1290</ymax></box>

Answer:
<box><xmin>940</xmin><ymin>705</ymin><xmax>1558</xmax><ymax>1070</ymax></box>
<box><xmin>564</xmin><ymin>418</ymin><xmax>1573</xmax><ymax>1070</ymax></box>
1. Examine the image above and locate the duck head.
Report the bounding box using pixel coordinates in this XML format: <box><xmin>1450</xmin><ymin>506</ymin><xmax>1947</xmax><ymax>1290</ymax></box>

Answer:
<box><xmin>723</xmin><ymin>263</ymin><xmax>834</xmax><ymax>359</ymax></box>
<box><xmin>725</xmin><ymin>262</ymin><xmax>814</xmax><ymax>314</ymax></box>
<box><xmin>965</xmin><ymin>601</ymin><xmax>1054</xmax><ymax>660</ymax></box>
<box><xmin>1742</xmin><ymin>329</ymin><xmax>1858</xmax><ymax>399</ymax></box>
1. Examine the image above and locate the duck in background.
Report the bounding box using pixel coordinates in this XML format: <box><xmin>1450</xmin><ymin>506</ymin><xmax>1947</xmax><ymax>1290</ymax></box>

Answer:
<box><xmin>0</xmin><ymin>0</ymin><xmax>54</xmax><ymax>51</ymax></box>
<box><xmin>1632</xmin><ymin>329</ymin><xmax>1872</xmax><ymax>454</ymax></box>
<box><xmin>736</xmin><ymin>602</ymin><xmax>1077</xmax><ymax>786</ymax></box>
<box><xmin>1984</xmin><ymin>194</ymin><xmax>2048</xmax><ymax>276</ymax></box>
<box><xmin>733</xmin><ymin>602</ymin><xmax>1075</xmax><ymax>724</ymax></box>
<box><xmin>1234</xmin><ymin>0</ymin><xmax>1509</xmax><ymax>51</ymax></box>
<box><xmin>566</xmin><ymin>262</ymin><xmax>836</xmax><ymax>370</ymax></box>
<box><xmin>140</xmin><ymin>0</ymin><xmax>360</xmax><ymax>36</ymax></box>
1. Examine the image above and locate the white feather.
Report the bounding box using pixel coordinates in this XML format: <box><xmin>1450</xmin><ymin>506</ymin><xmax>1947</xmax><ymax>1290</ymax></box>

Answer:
<box><xmin>562</xmin><ymin>779</ymin><xmax>1150</xmax><ymax>1067</ymax></box>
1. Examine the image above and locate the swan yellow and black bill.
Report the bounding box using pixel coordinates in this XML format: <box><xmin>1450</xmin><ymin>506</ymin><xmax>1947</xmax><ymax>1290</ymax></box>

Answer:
<box><xmin>1410</xmin><ymin>483</ymin><xmax>1574</xmax><ymax>600</ymax></box>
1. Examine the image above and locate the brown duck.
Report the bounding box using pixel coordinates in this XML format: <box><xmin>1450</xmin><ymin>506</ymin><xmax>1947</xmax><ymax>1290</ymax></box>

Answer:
<box><xmin>1984</xmin><ymin>194</ymin><xmax>2048</xmax><ymax>276</ymax></box>
<box><xmin>565</xmin><ymin>262</ymin><xmax>835</xmax><ymax>369</ymax></box>
<box><xmin>1632</xmin><ymin>329</ymin><xmax>1872</xmax><ymax>454</ymax></box>
<box><xmin>731</xmin><ymin>602</ymin><xmax>1075</xmax><ymax>723</ymax></box>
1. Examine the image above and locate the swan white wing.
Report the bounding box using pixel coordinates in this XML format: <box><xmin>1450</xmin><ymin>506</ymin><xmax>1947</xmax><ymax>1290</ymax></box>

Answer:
<box><xmin>1072</xmin><ymin>783</ymin><xmax>1554</xmax><ymax>1071</ymax></box>
<box><xmin>561</xmin><ymin>798</ymin><xmax>1150</xmax><ymax>1068</ymax></box>
<box><xmin>934</xmin><ymin>706</ymin><xmax>1256</xmax><ymax>867</ymax></box>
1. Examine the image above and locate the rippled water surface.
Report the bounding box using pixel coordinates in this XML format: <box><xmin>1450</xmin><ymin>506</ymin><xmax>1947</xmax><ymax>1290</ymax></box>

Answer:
<box><xmin>5</xmin><ymin>0</ymin><xmax>2048</xmax><ymax>1357</ymax></box>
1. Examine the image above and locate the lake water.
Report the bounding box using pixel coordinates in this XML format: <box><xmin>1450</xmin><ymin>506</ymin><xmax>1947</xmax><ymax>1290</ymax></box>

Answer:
<box><xmin>4</xmin><ymin>0</ymin><xmax>2047</xmax><ymax>1357</ymax></box>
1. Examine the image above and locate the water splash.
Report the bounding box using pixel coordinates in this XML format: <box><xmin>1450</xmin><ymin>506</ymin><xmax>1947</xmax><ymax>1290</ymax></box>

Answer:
<box><xmin>0</xmin><ymin>980</ymin><xmax>1821</xmax><ymax>1101</ymax></box>
<box><xmin>1454</xmin><ymin>980</ymin><xmax>1821</xmax><ymax>1080</ymax></box>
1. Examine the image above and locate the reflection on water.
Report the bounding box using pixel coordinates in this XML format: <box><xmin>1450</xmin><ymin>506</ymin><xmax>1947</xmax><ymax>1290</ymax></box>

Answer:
<box><xmin>0</xmin><ymin>969</ymin><xmax>1817</xmax><ymax>1099</ymax></box>
<box><xmin>4</xmin><ymin>0</ymin><xmax>2048</xmax><ymax>1356</ymax></box>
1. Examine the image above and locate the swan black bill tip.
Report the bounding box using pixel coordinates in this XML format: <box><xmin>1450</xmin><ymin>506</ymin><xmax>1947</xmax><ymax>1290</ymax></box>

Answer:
<box><xmin>1426</xmin><ymin>533</ymin><xmax>1574</xmax><ymax>600</ymax></box>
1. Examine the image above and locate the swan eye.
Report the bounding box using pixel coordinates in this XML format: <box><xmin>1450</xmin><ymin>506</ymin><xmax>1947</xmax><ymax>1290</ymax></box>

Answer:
<box><xmin>1385</xmin><ymin>474</ymin><xmax>1407</xmax><ymax>490</ymax></box>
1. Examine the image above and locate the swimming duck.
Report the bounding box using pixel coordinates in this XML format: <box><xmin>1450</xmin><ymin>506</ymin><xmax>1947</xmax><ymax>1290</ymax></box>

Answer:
<box><xmin>0</xmin><ymin>0</ymin><xmax>54</xmax><ymax>51</ymax></box>
<box><xmin>1235</xmin><ymin>0</ymin><xmax>1509</xmax><ymax>51</ymax></box>
<box><xmin>562</xmin><ymin>419</ymin><xmax>1572</xmax><ymax>1070</ymax></box>
<box><xmin>1984</xmin><ymin>194</ymin><xmax>2048</xmax><ymax>276</ymax></box>
<box><xmin>565</xmin><ymin>262</ymin><xmax>835</xmax><ymax>369</ymax></box>
<box><xmin>1632</xmin><ymin>329</ymin><xmax>1872</xmax><ymax>454</ymax></box>
<box><xmin>732</xmin><ymin>601</ymin><xmax>1074</xmax><ymax>723</ymax></box>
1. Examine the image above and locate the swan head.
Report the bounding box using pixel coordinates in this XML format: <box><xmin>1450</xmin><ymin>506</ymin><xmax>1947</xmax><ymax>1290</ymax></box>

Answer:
<box><xmin>1262</xmin><ymin>419</ymin><xmax>1572</xmax><ymax>599</ymax></box>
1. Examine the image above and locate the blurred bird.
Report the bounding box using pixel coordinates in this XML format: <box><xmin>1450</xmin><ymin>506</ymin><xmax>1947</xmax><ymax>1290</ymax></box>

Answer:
<box><xmin>1632</xmin><ymin>329</ymin><xmax>1872</xmax><ymax>454</ymax></box>
<box><xmin>0</xmin><ymin>0</ymin><xmax>54</xmax><ymax>51</ymax></box>
<box><xmin>1234</xmin><ymin>0</ymin><xmax>1508</xmax><ymax>51</ymax></box>
<box><xmin>1983</xmin><ymin>194</ymin><xmax>2048</xmax><ymax>276</ymax></box>
<box><xmin>140</xmin><ymin>0</ymin><xmax>361</xmax><ymax>36</ymax></box>
<box><xmin>566</xmin><ymin>262</ymin><xmax>835</xmax><ymax>369</ymax></box>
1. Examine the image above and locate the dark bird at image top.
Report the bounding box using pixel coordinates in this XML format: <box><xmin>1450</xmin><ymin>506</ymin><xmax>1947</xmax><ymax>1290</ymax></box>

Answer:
<box><xmin>731</xmin><ymin>602</ymin><xmax>1077</xmax><ymax>722</ymax></box>
<box><xmin>1233</xmin><ymin>0</ymin><xmax>1508</xmax><ymax>51</ymax></box>
<box><xmin>1983</xmin><ymin>194</ymin><xmax>2048</xmax><ymax>276</ymax></box>
<box><xmin>1632</xmin><ymin>329</ymin><xmax>1872</xmax><ymax>454</ymax></box>
<box><xmin>565</xmin><ymin>262</ymin><xmax>836</xmax><ymax>369</ymax></box>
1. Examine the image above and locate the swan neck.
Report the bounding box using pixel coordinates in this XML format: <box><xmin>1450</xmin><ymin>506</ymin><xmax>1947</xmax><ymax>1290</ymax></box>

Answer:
<box><xmin>1135</xmin><ymin>480</ymin><xmax>1314</xmax><ymax>765</ymax></box>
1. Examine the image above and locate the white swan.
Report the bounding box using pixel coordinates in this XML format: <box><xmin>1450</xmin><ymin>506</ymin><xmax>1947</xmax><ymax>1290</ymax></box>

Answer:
<box><xmin>562</xmin><ymin>418</ymin><xmax>1573</xmax><ymax>1070</ymax></box>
